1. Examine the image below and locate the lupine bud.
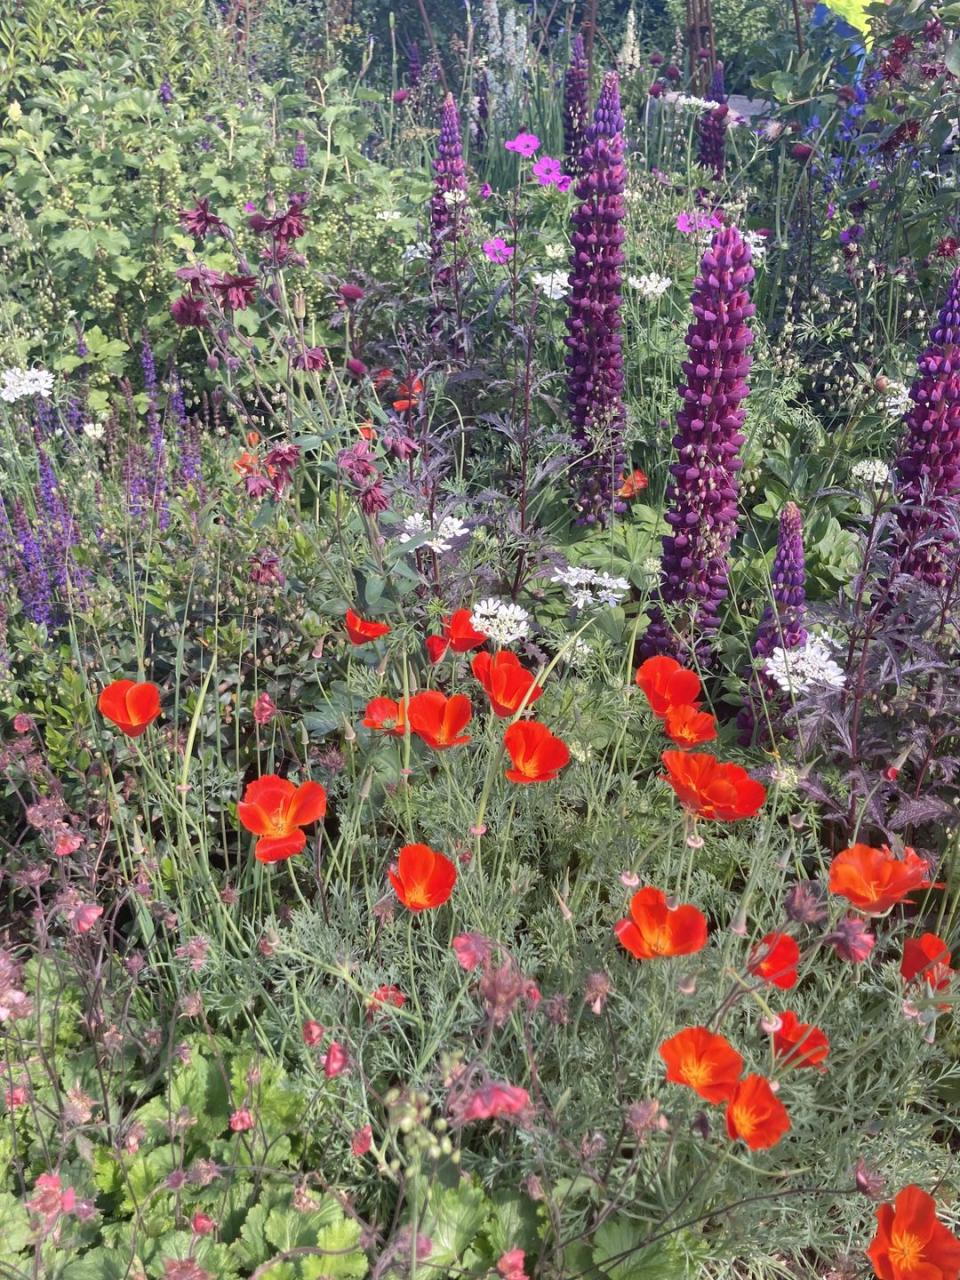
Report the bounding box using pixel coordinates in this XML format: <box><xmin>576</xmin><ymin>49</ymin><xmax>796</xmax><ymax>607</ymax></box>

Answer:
<box><xmin>566</xmin><ymin>71</ymin><xmax>628</xmax><ymax>526</ymax></box>
<box><xmin>891</xmin><ymin>265</ymin><xmax>960</xmax><ymax>587</ymax></box>
<box><xmin>563</xmin><ymin>34</ymin><xmax>589</xmax><ymax>177</ymax></box>
<box><xmin>640</xmin><ymin>225</ymin><xmax>755</xmax><ymax>662</ymax></box>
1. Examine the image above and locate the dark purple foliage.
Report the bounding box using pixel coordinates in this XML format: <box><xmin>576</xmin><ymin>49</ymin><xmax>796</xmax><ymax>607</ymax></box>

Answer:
<box><xmin>891</xmin><ymin>264</ymin><xmax>960</xmax><ymax>588</ymax></box>
<box><xmin>566</xmin><ymin>71</ymin><xmax>628</xmax><ymax>527</ymax></box>
<box><xmin>640</xmin><ymin>225</ymin><xmax>755</xmax><ymax>661</ymax></box>
<box><xmin>563</xmin><ymin>34</ymin><xmax>589</xmax><ymax>178</ymax></box>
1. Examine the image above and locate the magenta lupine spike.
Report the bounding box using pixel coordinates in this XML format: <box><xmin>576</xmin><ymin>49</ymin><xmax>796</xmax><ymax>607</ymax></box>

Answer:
<box><xmin>640</xmin><ymin>225</ymin><xmax>755</xmax><ymax>661</ymax></box>
<box><xmin>697</xmin><ymin>61</ymin><xmax>728</xmax><ymax>181</ymax></box>
<box><xmin>891</xmin><ymin>265</ymin><xmax>960</xmax><ymax>588</ymax></box>
<box><xmin>566</xmin><ymin>71</ymin><xmax>628</xmax><ymax>526</ymax></box>
<box><xmin>737</xmin><ymin>502</ymin><xmax>807</xmax><ymax>744</ymax></box>
<box><xmin>430</xmin><ymin>93</ymin><xmax>469</xmax><ymax>284</ymax></box>
<box><xmin>563</xmin><ymin>34</ymin><xmax>590</xmax><ymax>177</ymax></box>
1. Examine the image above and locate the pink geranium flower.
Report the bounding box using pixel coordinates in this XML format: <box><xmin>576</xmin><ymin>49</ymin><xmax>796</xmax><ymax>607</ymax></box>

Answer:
<box><xmin>532</xmin><ymin>155</ymin><xmax>563</xmax><ymax>185</ymax></box>
<box><xmin>504</xmin><ymin>132</ymin><xmax>540</xmax><ymax>157</ymax></box>
<box><xmin>676</xmin><ymin>210</ymin><xmax>724</xmax><ymax>235</ymax></box>
<box><xmin>482</xmin><ymin>237</ymin><xmax>515</xmax><ymax>264</ymax></box>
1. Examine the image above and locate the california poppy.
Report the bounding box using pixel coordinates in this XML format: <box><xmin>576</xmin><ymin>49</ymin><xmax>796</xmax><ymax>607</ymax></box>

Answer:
<box><xmin>393</xmin><ymin>377</ymin><xmax>424</xmax><ymax>413</ymax></box>
<box><xmin>407</xmin><ymin>690</ymin><xmax>472</xmax><ymax>749</ymax></box>
<box><xmin>362</xmin><ymin>696</ymin><xmax>407</xmax><ymax>736</ymax></box>
<box><xmin>901</xmin><ymin>933</ymin><xmax>955</xmax><ymax>993</ymax></box>
<box><xmin>659</xmin><ymin>1027</ymin><xmax>743</xmax><ymax>1103</ymax></box>
<box><xmin>828</xmin><ymin>844</ymin><xmax>934</xmax><ymax>916</ymax></box>
<box><xmin>867</xmin><ymin>1184</ymin><xmax>960</xmax><ymax>1280</ymax></box>
<box><xmin>388</xmin><ymin>842</ymin><xmax>456</xmax><ymax>910</ymax></box>
<box><xmin>426</xmin><ymin>609</ymin><xmax>487</xmax><ymax>663</ymax></box>
<box><xmin>615</xmin><ymin>887</ymin><xmax>708</xmax><ymax>959</ymax></box>
<box><xmin>233</xmin><ymin>450</ymin><xmax>260</xmax><ymax>477</ymax></box>
<box><xmin>618</xmin><ymin>468</ymin><xmax>649</xmax><ymax>499</ymax></box>
<box><xmin>345</xmin><ymin>608</ymin><xmax>391</xmax><ymax>645</ymax></box>
<box><xmin>771</xmin><ymin>1011</ymin><xmax>829</xmax><ymax>1070</ymax></box>
<box><xmin>661</xmin><ymin>750</ymin><xmax>767</xmax><ymax>822</ymax></box>
<box><xmin>98</xmin><ymin>680</ymin><xmax>161</xmax><ymax>738</ymax></box>
<box><xmin>503</xmin><ymin>721</ymin><xmax>570</xmax><ymax>784</ymax></box>
<box><xmin>472</xmin><ymin>651</ymin><xmax>544</xmax><ymax>718</ymax></box>
<box><xmin>725</xmin><ymin>1075</ymin><xmax>790</xmax><ymax>1150</ymax></box>
<box><xmin>635</xmin><ymin>656</ymin><xmax>701</xmax><ymax>718</ymax></box>
<box><xmin>748</xmin><ymin>932</ymin><xmax>800</xmax><ymax>990</ymax></box>
<box><xmin>237</xmin><ymin>774</ymin><xmax>328</xmax><ymax>863</ymax></box>
<box><xmin>664</xmin><ymin>703</ymin><xmax>717</xmax><ymax>748</ymax></box>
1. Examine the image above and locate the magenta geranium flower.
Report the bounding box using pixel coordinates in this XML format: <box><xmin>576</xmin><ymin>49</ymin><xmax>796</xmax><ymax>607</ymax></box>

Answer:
<box><xmin>676</xmin><ymin>210</ymin><xmax>724</xmax><ymax>235</ymax></box>
<box><xmin>482</xmin><ymin>237</ymin><xmax>515</xmax><ymax>264</ymax></box>
<box><xmin>532</xmin><ymin>155</ymin><xmax>563</xmax><ymax>185</ymax></box>
<box><xmin>480</xmin><ymin>182</ymin><xmax>493</xmax><ymax>199</ymax></box>
<box><xmin>505</xmin><ymin>132</ymin><xmax>540</xmax><ymax>157</ymax></box>
<box><xmin>555</xmin><ymin>174</ymin><xmax>572</xmax><ymax>192</ymax></box>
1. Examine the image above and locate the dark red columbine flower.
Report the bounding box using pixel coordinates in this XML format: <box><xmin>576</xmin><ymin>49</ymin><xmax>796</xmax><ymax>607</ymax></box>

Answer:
<box><xmin>249</xmin><ymin>195</ymin><xmax>308</xmax><ymax>248</ymax></box>
<box><xmin>213</xmin><ymin>273</ymin><xmax>258</xmax><ymax>311</ymax></box>
<box><xmin>170</xmin><ymin>295</ymin><xmax>209</xmax><ymax>328</ymax></box>
<box><xmin>293</xmin><ymin>347</ymin><xmax>327</xmax><ymax>371</ymax></box>
<box><xmin>178</xmin><ymin>198</ymin><xmax>227</xmax><ymax>239</ymax></box>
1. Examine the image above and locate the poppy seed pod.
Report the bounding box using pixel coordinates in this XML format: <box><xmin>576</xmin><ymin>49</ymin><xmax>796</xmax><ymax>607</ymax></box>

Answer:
<box><xmin>641</xmin><ymin>225</ymin><xmax>754</xmax><ymax>662</ymax></box>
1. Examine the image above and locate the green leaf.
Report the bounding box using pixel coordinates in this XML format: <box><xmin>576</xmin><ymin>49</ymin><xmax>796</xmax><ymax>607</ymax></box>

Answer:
<box><xmin>417</xmin><ymin>1183</ymin><xmax>489</xmax><ymax>1268</ymax></box>
<box><xmin>0</xmin><ymin>1191</ymin><xmax>31</xmax><ymax>1261</ymax></box>
<box><xmin>301</xmin><ymin>1217</ymin><xmax>368</xmax><ymax>1276</ymax></box>
<box><xmin>59</xmin><ymin>1249</ymin><xmax>129</xmax><ymax>1279</ymax></box>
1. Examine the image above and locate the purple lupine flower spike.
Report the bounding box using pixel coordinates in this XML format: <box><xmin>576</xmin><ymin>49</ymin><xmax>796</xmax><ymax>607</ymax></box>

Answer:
<box><xmin>737</xmin><ymin>501</ymin><xmax>808</xmax><ymax>744</ymax></box>
<box><xmin>564</xmin><ymin>34</ymin><xmax>590</xmax><ymax>178</ymax></box>
<box><xmin>891</xmin><ymin>265</ymin><xmax>960</xmax><ymax>588</ymax></box>
<box><xmin>408</xmin><ymin>41</ymin><xmax>422</xmax><ymax>88</ymax></box>
<box><xmin>640</xmin><ymin>224</ymin><xmax>755</xmax><ymax>662</ymax></box>
<box><xmin>292</xmin><ymin>132</ymin><xmax>309</xmax><ymax>169</ymax></box>
<box><xmin>430</xmin><ymin>93</ymin><xmax>469</xmax><ymax>284</ymax></box>
<box><xmin>566</xmin><ymin>71</ymin><xmax>628</xmax><ymax>527</ymax></box>
<box><xmin>476</xmin><ymin>71</ymin><xmax>489</xmax><ymax>155</ymax></box>
<box><xmin>697</xmin><ymin>61</ymin><xmax>728</xmax><ymax>181</ymax></box>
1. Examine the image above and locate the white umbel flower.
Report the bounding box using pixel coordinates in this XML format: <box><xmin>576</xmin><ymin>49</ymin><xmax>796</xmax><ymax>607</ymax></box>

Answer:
<box><xmin>1</xmin><ymin>367</ymin><xmax>54</xmax><ymax>403</ymax></box>
<box><xmin>398</xmin><ymin>513</ymin><xmax>471</xmax><ymax>554</ymax></box>
<box><xmin>531</xmin><ymin>270</ymin><xmax>568</xmax><ymax>300</ymax></box>
<box><xmin>627</xmin><ymin>272</ymin><xmax>672</xmax><ymax>300</ymax></box>
<box><xmin>879</xmin><ymin>380</ymin><xmax>912</xmax><ymax>418</ymax></box>
<box><xmin>469</xmin><ymin>598</ymin><xmax>531</xmax><ymax>646</ymax></box>
<box><xmin>82</xmin><ymin>420</ymin><xmax>105</xmax><ymax>440</ymax></box>
<box><xmin>551</xmin><ymin>565</ymin><xmax>629</xmax><ymax>610</ymax></box>
<box><xmin>765</xmin><ymin>636</ymin><xmax>846</xmax><ymax>694</ymax></box>
<box><xmin>850</xmin><ymin>459</ymin><xmax>891</xmax><ymax>488</ymax></box>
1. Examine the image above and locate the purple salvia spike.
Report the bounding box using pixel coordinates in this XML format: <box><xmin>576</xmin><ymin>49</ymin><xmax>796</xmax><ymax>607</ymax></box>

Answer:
<box><xmin>566</xmin><ymin>71</ymin><xmax>628</xmax><ymax>527</ymax></box>
<box><xmin>408</xmin><ymin>41</ymin><xmax>422</xmax><ymax>88</ymax></box>
<box><xmin>891</xmin><ymin>265</ymin><xmax>960</xmax><ymax>587</ymax></box>
<box><xmin>141</xmin><ymin>340</ymin><xmax>169</xmax><ymax>531</ymax></box>
<box><xmin>430</xmin><ymin>93</ymin><xmax>469</xmax><ymax>283</ymax></box>
<box><xmin>10</xmin><ymin>498</ymin><xmax>53</xmax><ymax>626</ymax></box>
<box><xmin>640</xmin><ymin>224</ymin><xmax>755</xmax><ymax>662</ymax></box>
<box><xmin>293</xmin><ymin>132</ymin><xmax>309</xmax><ymax>170</ymax></box>
<box><xmin>564</xmin><ymin>34</ymin><xmax>590</xmax><ymax>177</ymax></box>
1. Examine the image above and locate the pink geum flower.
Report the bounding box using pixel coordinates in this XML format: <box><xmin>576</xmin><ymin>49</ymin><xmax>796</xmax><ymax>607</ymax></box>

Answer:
<box><xmin>453</xmin><ymin>1081</ymin><xmax>532</xmax><ymax>1124</ymax></box>
<box><xmin>27</xmin><ymin>1172</ymin><xmax>76</xmax><ymax>1223</ymax></box>
<box><xmin>825</xmin><ymin>914</ymin><xmax>875</xmax><ymax>964</ymax></box>
<box><xmin>452</xmin><ymin>932</ymin><xmax>495</xmax><ymax>972</ymax></box>
<box><xmin>252</xmin><ymin>692</ymin><xmax>277</xmax><ymax>725</ymax></box>
<box><xmin>351</xmin><ymin>1124</ymin><xmax>373</xmax><ymax>1156</ymax></box>
<box><xmin>67</xmin><ymin>903</ymin><xmax>103</xmax><ymax>934</ymax></box>
<box><xmin>324</xmin><ymin>1041</ymin><xmax>349</xmax><ymax>1078</ymax></box>
<box><xmin>505</xmin><ymin>132</ymin><xmax>540</xmax><ymax>157</ymax></box>
<box><xmin>483</xmin><ymin>237</ymin><xmax>515</xmax><ymax>264</ymax></box>
<box><xmin>498</xmin><ymin>1249</ymin><xmax>531</xmax><ymax>1280</ymax></box>
<box><xmin>229</xmin><ymin>1108</ymin><xmax>255</xmax><ymax>1133</ymax></box>
<box><xmin>531</xmin><ymin>154</ymin><xmax>564</xmax><ymax>186</ymax></box>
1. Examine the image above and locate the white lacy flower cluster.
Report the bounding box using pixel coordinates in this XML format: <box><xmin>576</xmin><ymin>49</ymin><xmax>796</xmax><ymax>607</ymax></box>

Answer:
<box><xmin>376</xmin><ymin>209</ymin><xmax>405</xmax><ymax>222</ymax></box>
<box><xmin>742</xmin><ymin>229</ymin><xmax>768</xmax><ymax>265</ymax></box>
<box><xmin>879</xmin><ymin>380</ymin><xmax>912</xmax><ymax>418</ymax></box>
<box><xmin>531</xmin><ymin>270</ymin><xmax>568</xmax><ymax>300</ymax></box>
<box><xmin>627</xmin><ymin>272</ymin><xmax>672</xmax><ymax>300</ymax></box>
<box><xmin>544</xmin><ymin>242</ymin><xmax>567</xmax><ymax>261</ymax></box>
<box><xmin>402</xmin><ymin>241</ymin><xmax>431</xmax><ymax>263</ymax></box>
<box><xmin>552</xmin><ymin>565</ymin><xmax>630</xmax><ymax>610</ymax></box>
<box><xmin>850</xmin><ymin>459</ymin><xmax>891</xmax><ymax>488</ymax></box>
<box><xmin>397</xmin><ymin>513</ymin><xmax>471</xmax><ymax>554</ymax></box>
<box><xmin>469</xmin><ymin>598</ymin><xmax>531</xmax><ymax>646</ymax></box>
<box><xmin>765</xmin><ymin>636</ymin><xmax>846</xmax><ymax>694</ymax></box>
<box><xmin>663</xmin><ymin>91</ymin><xmax>721</xmax><ymax>111</ymax></box>
<box><xmin>1</xmin><ymin>366</ymin><xmax>54</xmax><ymax>403</ymax></box>
<box><xmin>82</xmin><ymin>421</ymin><xmax>105</xmax><ymax>441</ymax></box>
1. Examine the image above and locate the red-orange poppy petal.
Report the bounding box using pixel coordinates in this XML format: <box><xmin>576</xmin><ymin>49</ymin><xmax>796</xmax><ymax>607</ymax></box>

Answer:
<box><xmin>725</xmin><ymin>1075</ymin><xmax>790</xmax><ymax>1150</ymax></box>
<box><xmin>613</xmin><ymin>919</ymin><xmax>648</xmax><ymax>958</ymax></box>
<box><xmin>828</xmin><ymin>843</ymin><xmax>933</xmax><ymax>916</ymax></box>
<box><xmin>98</xmin><ymin>679</ymin><xmax>137</xmax><ymax>722</ymax></box>
<box><xmin>363</xmin><ymin>697</ymin><xmax>407</xmax><ymax>735</ymax></box>
<box><xmin>236</xmin><ymin>800</ymin><xmax>276</xmax><ymax>838</ymax></box>
<box><xmin>659</xmin><ymin>1026</ymin><xmax>743</xmax><ymax>1104</ymax></box>
<box><xmin>287</xmin><ymin>781</ymin><xmax>328</xmax><ymax>828</ymax></box>
<box><xmin>503</xmin><ymin>721</ymin><xmax>570</xmax><ymax>783</ymax></box>
<box><xmin>635</xmin><ymin>656</ymin><xmax>702</xmax><ymax>718</ymax></box>
<box><xmin>345</xmin><ymin>608</ymin><xmax>391</xmax><ymax>645</ymax></box>
<box><xmin>771</xmin><ymin>1011</ymin><xmax>830</xmax><ymax>1070</ymax></box>
<box><xmin>616</xmin><ymin>887</ymin><xmax>708</xmax><ymax>959</ymax></box>
<box><xmin>425</xmin><ymin>635</ymin><xmax>449</xmax><ymax>664</ymax></box>
<box><xmin>748</xmin><ymin>932</ymin><xmax>800</xmax><ymax>990</ymax></box>
<box><xmin>255</xmin><ymin>830</ymin><xmax>307</xmax><ymax>864</ymax></box>
<box><xmin>661</xmin><ymin>750</ymin><xmax>766</xmax><ymax>822</ymax></box>
<box><xmin>664</xmin><ymin>703</ymin><xmax>717</xmax><ymax>748</ymax></box>
<box><xmin>867</xmin><ymin>1184</ymin><xmax>960</xmax><ymax>1280</ymax></box>
<box><xmin>447</xmin><ymin>608</ymin><xmax>487</xmax><ymax>652</ymax></box>
<box><xmin>98</xmin><ymin>679</ymin><xmax>161</xmax><ymax>736</ymax></box>
<box><xmin>389</xmin><ymin>843</ymin><xmax>457</xmax><ymax>910</ymax></box>
<box><xmin>241</xmin><ymin>775</ymin><xmax>296</xmax><ymax>819</ymax></box>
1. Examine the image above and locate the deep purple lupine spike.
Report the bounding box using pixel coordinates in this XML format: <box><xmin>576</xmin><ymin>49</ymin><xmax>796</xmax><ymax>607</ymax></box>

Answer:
<box><xmin>891</xmin><ymin>266</ymin><xmax>960</xmax><ymax>588</ymax></box>
<box><xmin>292</xmin><ymin>132</ymin><xmax>309</xmax><ymax>170</ymax></box>
<box><xmin>566</xmin><ymin>71</ymin><xmax>628</xmax><ymax>526</ymax></box>
<box><xmin>476</xmin><ymin>71</ymin><xmax>489</xmax><ymax>154</ymax></box>
<box><xmin>640</xmin><ymin>224</ymin><xmax>755</xmax><ymax>662</ymax></box>
<box><xmin>697</xmin><ymin>62</ymin><xmax>729</xmax><ymax>181</ymax></box>
<box><xmin>430</xmin><ymin>93</ymin><xmax>469</xmax><ymax>283</ymax></box>
<box><xmin>563</xmin><ymin>34</ymin><xmax>590</xmax><ymax>177</ymax></box>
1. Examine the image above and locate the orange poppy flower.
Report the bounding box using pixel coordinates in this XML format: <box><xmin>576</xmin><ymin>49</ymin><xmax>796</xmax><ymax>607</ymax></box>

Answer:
<box><xmin>362</xmin><ymin>696</ymin><xmax>407</xmax><ymax>736</ymax></box>
<box><xmin>748</xmin><ymin>932</ymin><xmax>800</xmax><ymax>989</ymax></box>
<box><xmin>828</xmin><ymin>844</ymin><xmax>934</xmax><ymax>916</ymax></box>
<box><xmin>472</xmin><ymin>651</ymin><xmax>544</xmax><ymax>718</ymax></box>
<box><xmin>661</xmin><ymin>750</ymin><xmax>767</xmax><ymax>822</ymax></box>
<box><xmin>618</xmin><ymin>468</ymin><xmax>649</xmax><ymax>498</ymax></box>
<box><xmin>98</xmin><ymin>680</ymin><xmax>161</xmax><ymax>738</ymax></box>
<box><xmin>393</xmin><ymin>377</ymin><xmax>424</xmax><ymax>413</ymax></box>
<box><xmin>237</xmin><ymin>774</ymin><xmax>328</xmax><ymax>863</ymax></box>
<box><xmin>426</xmin><ymin>608</ymin><xmax>488</xmax><ymax>663</ymax></box>
<box><xmin>372</xmin><ymin>367</ymin><xmax>394</xmax><ymax>390</ymax></box>
<box><xmin>771</xmin><ymin>1011</ymin><xmax>829</xmax><ymax>1070</ymax></box>
<box><xmin>503</xmin><ymin>721</ymin><xmax>570</xmax><ymax>784</ymax></box>
<box><xmin>388</xmin><ymin>842</ymin><xmax>457</xmax><ymax>911</ymax></box>
<box><xmin>901</xmin><ymin>933</ymin><xmax>955</xmax><ymax>994</ymax></box>
<box><xmin>664</xmin><ymin>703</ymin><xmax>717</xmax><ymax>748</ymax></box>
<box><xmin>725</xmin><ymin>1075</ymin><xmax>790</xmax><ymax>1150</ymax></box>
<box><xmin>635</xmin><ymin>656</ymin><xmax>701</xmax><ymax>718</ymax></box>
<box><xmin>345</xmin><ymin>608</ymin><xmax>391</xmax><ymax>645</ymax></box>
<box><xmin>358</xmin><ymin>421</ymin><xmax>377</xmax><ymax>441</ymax></box>
<box><xmin>867</xmin><ymin>1183</ymin><xmax>960</xmax><ymax>1280</ymax></box>
<box><xmin>233</xmin><ymin>450</ymin><xmax>260</xmax><ymax>476</ymax></box>
<box><xmin>615</xmin><ymin>887</ymin><xmax>708</xmax><ymax>959</ymax></box>
<box><xmin>660</xmin><ymin>1027</ymin><xmax>743</xmax><ymax>1103</ymax></box>
<box><xmin>407</xmin><ymin>690</ymin><xmax>472</xmax><ymax>749</ymax></box>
